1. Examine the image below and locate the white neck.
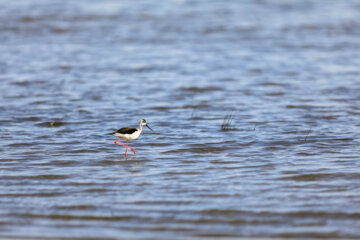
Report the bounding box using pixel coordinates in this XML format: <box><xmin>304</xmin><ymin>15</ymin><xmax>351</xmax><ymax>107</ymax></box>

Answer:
<box><xmin>138</xmin><ymin>122</ymin><xmax>143</xmax><ymax>131</ymax></box>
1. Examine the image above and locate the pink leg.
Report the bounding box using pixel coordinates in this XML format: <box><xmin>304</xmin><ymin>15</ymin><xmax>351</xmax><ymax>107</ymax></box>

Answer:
<box><xmin>129</xmin><ymin>145</ymin><xmax>136</xmax><ymax>154</ymax></box>
<box><xmin>114</xmin><ymin>138</ymin><xmax>135</xmax><ymax>156</ymax></box>
<box><xmin>126</xmin><ymin>143</ymin><xmax>136</xmax><ymax>154</ymax></box>
<box><xmin>116</xmin><ymin>142</ymin><xmax>127</xmax><ymax>148</ymax></box>
<box><xmin>114</xmin><ymin>137</ymin><xmax>125</xmax><ymax>145</ymax></box>
<box><xmin>124</xmin><ymin>141</ymin><xmax>136</xmax><ymax>155</ymax></box>
<box><xmin>115</xmin><ymin>138</ymin><xmax>128</xmax><ymax>157</ymax></box>
<box><xmin>125</xmin><ymin>141</ymin><xmax>128</xmax><ymax>157</ymax></box>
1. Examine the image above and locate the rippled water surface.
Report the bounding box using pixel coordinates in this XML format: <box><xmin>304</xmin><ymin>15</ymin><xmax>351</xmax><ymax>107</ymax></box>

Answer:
<box><xmin>1</xmin><ymin>0</ymin><xmax>360</xmax><ymax>239</ymax></box>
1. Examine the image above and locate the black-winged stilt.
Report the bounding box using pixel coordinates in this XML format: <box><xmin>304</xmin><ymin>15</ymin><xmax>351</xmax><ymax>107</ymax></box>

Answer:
<box><xmin>111</xmin><ymin>119</ymin><xmax>153</xmax><ymax>157</ymax></box>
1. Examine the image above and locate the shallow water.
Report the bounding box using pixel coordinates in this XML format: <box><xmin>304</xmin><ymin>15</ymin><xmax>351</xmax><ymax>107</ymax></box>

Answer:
<box><xmin>1</xmin><ymin>0</ymin><xmax>360</xmax><ymax>239</ymax></box>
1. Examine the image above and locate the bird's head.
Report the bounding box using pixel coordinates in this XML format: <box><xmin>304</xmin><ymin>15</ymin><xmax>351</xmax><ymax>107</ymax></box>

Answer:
<box><xmin>140</xmin><ymin>119</ymin><xmax>153</xmax><ymax>131</ymax></box>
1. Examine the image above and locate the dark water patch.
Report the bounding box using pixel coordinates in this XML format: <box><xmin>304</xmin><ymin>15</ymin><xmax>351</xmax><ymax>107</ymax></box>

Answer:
<box><xmin>181</xmin><ymin>104</ymin><xmax>210</xmax><ymax>109</ymax></box>
<box><xmin>234</xmin><ymin>24</ymin><xmax>260</xmax><ymax>33</ymax></box>
<box><xmin>54</xmin><ymin>205</ymin><xmax>97</xmax><ymax>210</ymax></box>
<box><xmin>62</xmin><ymin>181</ymin><xmax>97</xmax><ymax>187</ymax></box>
<box><xmin>0</xmin><ymin>118</ymin><xmax>12</xmax><ymax>124</ymax></box>
<box><xmin>94</xmin><ymin>159</ymin><xmax>120</xmax><ymax>165</ymax></box>
<box><xmin>148</xmin><ymin>103</ymin><xmax>210</xmax><ymax>110</ymax></box>
<box><xmin>278</xmin><ymin>172</ymin><xmax>360</xmax><ymax>182</ymax></box>
<box><xmin>282</xmin><ymin>130</ymin><xmax>301</xmax><ymax>134</ymax></box>
<box><xmin>0</xmin><ymin>158</ymin><xmax>24</xmax><ymax>165</ymax></box>
<box><xmin>94</xmin><ymin>158</ymin><xmax>149</xmax><ymax>165</ymax></box>
<box><xmin>57</xmin><ymin>64</ymin><xmax>72</xmax><ymax>70</ymax></box>
<box><xmin>6</xmin><ymin>142</ymin><xmax>38</xmax><ymax>147</ymax></box>
<box><xmin>295</xmin><ymin>151</ymin><xmax>317</xmax><ymax>156</ymax></box>
<box><xmin>328</xmin><ymin>137</ymin><xmax>354</xmax><ymax>142</ymax></box>
<box><xmin>163</xmin><ymin>171</ymin><xmax>202</xmax><ymax>175</ymax></box>
<box><xmin>1</xmin><ymin>174</ymin><xmax>68</xmax><ymax>180</ymax></box>
<box><xmin>71</xmin><ymin>13</ymin><xmax>119</xmax><ymax>22</ymax></box>
<box><xmin>263</xmin><ymin>139</ymin><xmax>302</xmax><ymax>150</ymax></box>
<box><xmin>65</xmin><ymin>149</ymin><xmax>101</xmax><ymax>154</ymax></box>
<box><xmin>11</xmin><ymin>80</ymin><xmax>47</xmax><ymax>87</ymax></box>
<box><xmin>195</xmin><ymin>193</ymin><xmax>232</xmax><ymax>198</ymax></box>
<box><xmin>36</xmin><ymin>135</ymin><xmax>50</xmax><ymax>139</ymax></box>
<box><xmin>164</xmin><ymin>146</ymin><xmax>226</xmax><ymax>154</ymax></box>
<box><xmin>14</xmin><ymin>116</ymin><xmax>41</xmax><ymax>122</ymax></box>
<box><xmin>14</xmin><ymin>213</ymin><xmax>138</xmax><ymax>221</ymax></box>
<box><xmin>219</xmin><ymin>77</ymin><xmax>237</xmax><ymax>82</ymax></box>
<box><xmin>266</xmin><ymin>91</ymin><xmax>285</xmax><ymax>96</ymax></box>
<box><xmin>258</xmin><ymin>81</ymin><xmax>290</xmax><ymax>87</ymax></box>
<box><xmin>84</xmin><ymin>188</ymin><xmax>109</xmax><ymax>193</ymax></box>
<box><xmin>284</xmin><ymin>211</ymin><xmax>360</xmax><ymax>219</ymax></box>
<box><xmin>209</xmin><ymin>160</ymin><xmax>239</xmax><ymax>165</ymax></box>
<box><xmin>0</xmin><ymin>192</ymin><xmax>63</xmax><ymax>197</ymax></box>
<box><xmin>302</xmin><ymin>114</ymin><xmax>339</xmax><ymax>120</ymax></box>
<box><xmin>248</xmin><ymin>67</ymin><xmax>263</xmax><ymax>74</ymax></box>
<box><xmin>195</xmin><ymin>233</ymin><xmax>254</xmax><ymax>238</ymax></box>
<box><xmin>283</xmin><ymin>71</ymin><xmax>298</xmax><ymax>76</ymax></box>
<box><xmin>179</xmin><ymin>86</ymin><xmax>224</xmax><ymax>93</ymax></box>
<box><xmin>50</xmin><ymin>26</ymin><xmax>70</xmax><ymax>34</ymax></box>
<box><xmin>194</xmin><ymin>140</ymin><xmax>236</xmax><ymax>146</ymax></box>
<box><xmin>146</xmin><ymin>106</ymin><xmax>173</xmax><ymax>111</ymax></box>
<box><xmin>77</xmin><ymin>108</ymin><xmax>92</xmax><ymax>114</ymax></box>
<box><xmin>37</xmin><ymin>121</ymin><xmax>68</xmax><ymax>127</ymax></box>
<box><xmin>0</xmin><ymin>235</ymin><xmax>117</xmax><ymax>240</ymax></box>
<box><xmin>128</xmin><ymin>200</ymin><xmax>192</xmax><ymax>205</ymax></box>
<box><xmin>116</xmin><ymin>225</ymin><xmax>193</xmax><ymax>233</ymax></box>
<box><xmin>46</xmin><ymin>160</ymin><xmax>80</xmax><ymax>166</ymax></box>
<box><xmin>279</xmin><ymin>173</ymin><xmax>334</xmax><ymax>181</ymax></box>
<box><xmin>19</xmin><ymin>16</ymin><xmax>39</xmax><ymax>23</ymax></box>
<box><xmin>198</xmin><ymin>209</ymin><xmax>360</xmax><ymax>220</ymax></box>
<box><xmin>286</xmin><ymin>104</ymin><xmax>326</xmax><ymax>110</ymax></box>
<box><xmin>117</xmin><ymin>65</ymin><xmax>164</xmax><ymax>73</ymax></box>
<box><xmin>180</xmin><ymin>159</ymin><xmax>199</xmax><ymax>164</ymax></box>
<box><xmin>31</xmin><ymin>100</ymin><xmax>48</xmax><ymax>105</ymax></box>
<box><xmin>269</xmin><ymin>232</ymin><xmax>352</xmax><ymax>239</ymax></box>
<box><xmin>203</xmin><ymin>26</ymin><xmax>227</xmax><ymax>34</ymax></box>
<box><xmin>198</xmin><ymin>209</ymin><xmax>249</xmax><ymax>216</ymax></box>
<box><xmin>147</xmin><ymin>142</ymin><xmax>171</xmax><ymax>147</ymax></box>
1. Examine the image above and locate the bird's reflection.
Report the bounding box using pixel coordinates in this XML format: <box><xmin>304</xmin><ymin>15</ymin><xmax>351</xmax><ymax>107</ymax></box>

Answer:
<box><xmin>113</xmin><ymin>155</ymin><xmax>146</xmax><ymax>177</ymax></box>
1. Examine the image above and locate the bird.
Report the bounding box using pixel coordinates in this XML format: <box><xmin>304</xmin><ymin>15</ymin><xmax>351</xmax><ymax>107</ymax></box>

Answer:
<box><xmin>111</xmin><ymin>119</ymin><xmax>153</xmax><ymax>157</ymax></box>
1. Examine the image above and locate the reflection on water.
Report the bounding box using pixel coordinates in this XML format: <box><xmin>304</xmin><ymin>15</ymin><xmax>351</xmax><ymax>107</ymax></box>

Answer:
<box><xmin>1</xmin><ymin>0</ymin><xmax>360</xmax><ymax>239</ymax></box>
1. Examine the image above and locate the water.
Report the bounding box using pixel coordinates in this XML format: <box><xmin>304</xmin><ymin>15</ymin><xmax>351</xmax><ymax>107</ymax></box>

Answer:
<box><xmin>1</xmin><ymin>0</ymin><xmax>360</xmax><ymax>239</ymax></box>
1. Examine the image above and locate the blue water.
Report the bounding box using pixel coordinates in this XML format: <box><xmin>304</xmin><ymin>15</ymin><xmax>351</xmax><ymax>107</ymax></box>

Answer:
<box><xmin>0</xmin><ymin>0</ymin><xmax>360</xmax><ymax>239</ymax></box>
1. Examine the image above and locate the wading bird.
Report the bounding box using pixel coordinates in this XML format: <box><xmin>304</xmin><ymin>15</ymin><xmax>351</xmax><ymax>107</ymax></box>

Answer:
<box><xmin>111</xmin><ymin>119</ymin><xmax>153</xmax><ymax>157</ymax></box>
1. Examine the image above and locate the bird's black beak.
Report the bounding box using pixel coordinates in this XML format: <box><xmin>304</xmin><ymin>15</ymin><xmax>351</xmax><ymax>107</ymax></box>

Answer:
<box><xmin>146</xmin><ymin>124</ymin><xmax>153</xmax><ymax>132</ymax></box>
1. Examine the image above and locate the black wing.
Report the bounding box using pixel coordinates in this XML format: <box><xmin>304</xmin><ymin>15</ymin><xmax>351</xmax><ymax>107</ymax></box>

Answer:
<box><xmin>115</xmin><ymin>127</ymin><xmax>138</xmax><ymax>135</ymax></box>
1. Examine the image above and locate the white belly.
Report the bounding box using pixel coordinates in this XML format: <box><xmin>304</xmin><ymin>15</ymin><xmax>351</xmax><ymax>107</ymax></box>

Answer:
<box><xmin>114</xmin><ymin>130</ymin><xmax>141</xmax><ymax>140</ymax></box>
<box><xmin>126</xmin><ymin>130</ymin><xmax>141</xmax><ymax>140</ymax></box>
